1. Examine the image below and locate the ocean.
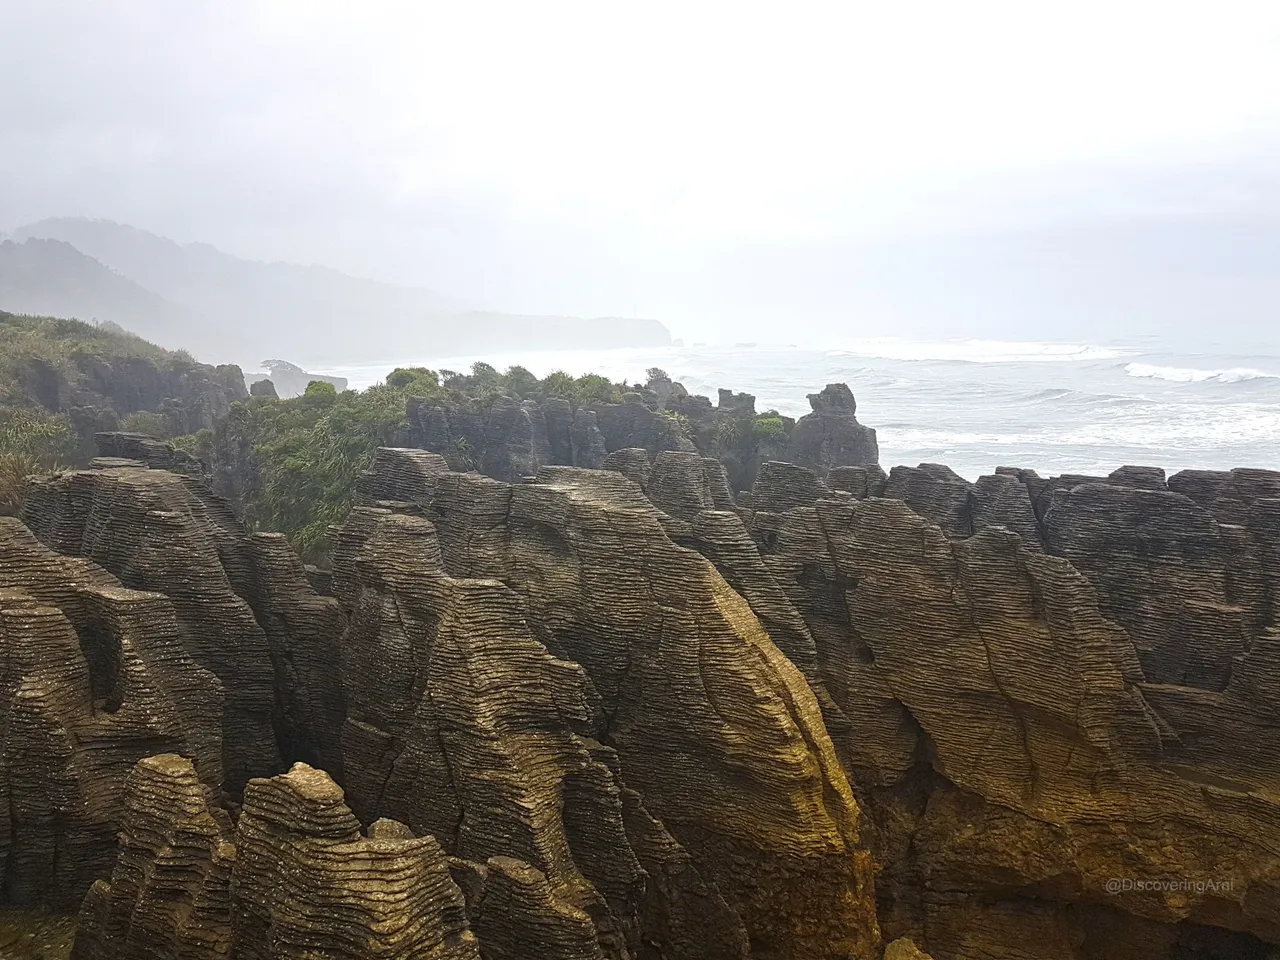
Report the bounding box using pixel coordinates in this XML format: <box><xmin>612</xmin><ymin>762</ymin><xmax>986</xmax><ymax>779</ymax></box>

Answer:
<box><xmin>317</xmin><ymin>336</ymin><xmax>1280</xmax><ymax>481</ymax></box>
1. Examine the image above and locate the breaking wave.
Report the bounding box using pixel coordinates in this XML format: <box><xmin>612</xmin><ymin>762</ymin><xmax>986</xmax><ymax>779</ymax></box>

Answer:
<box><xmin>1124</xmin><ymin>363</ymin><xmax>1280</xmax><ymax>384</ymax></box>
<box><xmin>830</xmin><ymin>338</ymin><xmax>1123</xmax><ymax>364</ymax></box>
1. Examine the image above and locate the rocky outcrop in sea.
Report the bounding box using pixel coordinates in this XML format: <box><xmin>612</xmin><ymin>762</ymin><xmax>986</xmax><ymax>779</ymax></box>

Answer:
<box><xmin>2</xmin><ymin>392</ymin><xmax>1279</xmax><ymax>959</ymax></box>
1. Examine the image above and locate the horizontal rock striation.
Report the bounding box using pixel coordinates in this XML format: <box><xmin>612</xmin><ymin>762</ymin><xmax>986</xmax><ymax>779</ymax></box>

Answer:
<box><xmin>786</xmin><ymin>384</ymin><xmax>880</xmax><ymax>478</ymax></box>
<box><xmin>72</xmin><ymin>755</ymin><xmax>481</xmax><ymax>960</ymax></box>
<box><xmin>739</xmin><ymin>461</ymin><xmax>1280</xmax><ymax>958</ymax></box>
<box><xmin>335</xmin><ymin>508</ymin><xmax>648</xmax><ymax>958</ymax></box>
<box><xmin>872</xmin><ymin>463</ymin><xmax>1280</xmax><ymax>693</ymax></box>
<box><xmin>93</xmin><ymin>432</ymin><xmax>205</xmax><ymax>475</ymax></box>
<box><xmin>18</xmin><ymin>446</ymin><xmax>346</xmax><ymax>791</ymax></box>
<box><xmin>0</xmin><ymin>519</ymin><xmax>223</xmax><ymax>911</ymax></box>
<box><xmin>12</xmin><ymin>408</ymin><xmax>1280</xmax><ymax>960</ymax></box>
<box><xmin>330</xmin><ymin>453</ymin><xmax>878</xmax><ymax>959</ymax></box>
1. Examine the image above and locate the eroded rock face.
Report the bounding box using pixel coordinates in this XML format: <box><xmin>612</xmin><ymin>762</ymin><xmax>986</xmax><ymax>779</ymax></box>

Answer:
<box><xmin>741</xmin><ymin>463</ymin><xmax>1280</xmax><ymax>959</ymax></box>
<box><xmin>1040</xmin><ymin>481</ymin><xmax>1258</xmax><ymax>689</ymax></box>
<box><xmin>335</xmin><ymin>509</ymin><xmax>649</xmax><ymax>958</ymax></box>
<box><xmin>884</xmin><ymin>462</ymin><xmax>1278</xmax><ymax>694</ymax></box>
<box><xmin>787</xmin><ymin>384</ymin><xmax>879</xmax><ymax>477</ymax></box>
<box><xmin>93</xmin><ymin>432</ymin><xmax>205</xmax><ymax>475</ymax></box>
<box><xmin>19</xmin><ymin>453</ymin><xmax>346</xmax><ymax>791</ymax></box>
<box><xmin>73</xmin><ymin>756</ymin><xmax>482</xmax><ymax>960</ymax></box>
<box><xmin>331</xmin><ymin>455</ymin><xmax>877</xmax><ymax>959</ymax></box>
<box><xmin>0</xmin><ymin>520</ymin><xmax>223</xmax><ymax>910</ymax></box>
<box><xmin>396</xmin><ymin>383</ymin><xmax>881</xmax><ymax>494</ymax></box>
<box><xmin>15</xmin><ymin>432</ymin><xmax>1280</xmax><ymax>960</ymax></box>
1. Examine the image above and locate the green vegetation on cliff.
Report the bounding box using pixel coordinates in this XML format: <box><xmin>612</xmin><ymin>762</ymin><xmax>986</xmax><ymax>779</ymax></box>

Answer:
<box><xmin>0</xmin><ymin>309</ymin><xmax>246</xmax><ymax>512</ymax></box>
<box><xmin>1</xmin><ymin>316</ymin><xmax>796</xmax><ymax>563</ymax></box>
<box><xmin>210</xmin><ymin>363</ymin><xmax>641</xmax><ymax>560</ymax></box>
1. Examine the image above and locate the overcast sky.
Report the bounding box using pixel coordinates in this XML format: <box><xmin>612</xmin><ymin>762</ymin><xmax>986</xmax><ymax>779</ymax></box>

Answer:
<box><xmin>3</xmin><ymin>1</ymin><xmax>1280</xmax><ymax>342</ymax></box>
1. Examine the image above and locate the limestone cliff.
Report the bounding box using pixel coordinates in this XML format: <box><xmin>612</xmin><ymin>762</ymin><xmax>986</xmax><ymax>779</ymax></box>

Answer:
<box><xmin>6</xmin><ymin>424</ymin><xmax>1280</xmax><ymax>960</ymax></box>
<box><xmin>72</xmin><ymin>755</ymin><xmax>480</xmax><ymax>960</ymax></box>
<box><xmin>740</xmin><ymin>461</ymin><xmax>1280</xmax><ymax>958</ymax></box>
<box><xmin>18</xmin><ymin>446</ymin><xmax>346</xmax><ymax>790</ymax></box>
<box><xmin>401</xmin><ymin>381</ymin><xmax>877</xmax><ymax>490</ymax></box>
<box><xmin>0</xmin><ymin>519</ymin><xmax>223</xmax><ymax>910</ymax></box>
<box><xmin>333</xmin><ymin>454</ymin><xmax>878</xmax><ymax>958</ymax></box>
<box><xmin>7</xmin><ymin>436</ymin><xmax>878</xmax><ymax>959</ymax></box>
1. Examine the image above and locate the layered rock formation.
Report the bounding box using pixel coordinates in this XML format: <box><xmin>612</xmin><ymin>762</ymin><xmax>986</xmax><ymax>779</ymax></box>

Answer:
<box><xmin>0</xmin><ymin>519</ymin><xmax>222</xmax><ymax>910</ymax></box>
<box><xmin>6</xmin><ymin>437</ymin><xmax>878</xmax><ymax>959</ymax></box>
<box><xmin>741</xmin><ymin>461</ymin><xmax>1280</xmax><ymax>958</ymax></box>
<box><xmin>17</xmin><ymin>445</ymin><xmax>347</xmax><ymax>789</ymax></box>
<box><xmin>399</xmin><ymin>381</ymin><xmax>878</xmax><ymax>490</ymax></box>
<box><xmin>63</xmin><ymin>467</ymin><xmax>877</xmax><ymax>955</ymax></box>
<box><xmin>73</xmin><ymin>755</ymin><xmax>481</xmax><ymax>960</ymax></box>
<box><xmin>787</xmin><ymin>384</ymin><xmax>880</xmax><ymax>477</ymax></box>
<box><xmin>333</xmin><ymin>460</ymin><xmax>877</xmax><ymax>959</ymax></box>
<box><xmin>7</xmin><ymin>420</ymin><xmax>1280</xmax><ymax>960</ymax></box>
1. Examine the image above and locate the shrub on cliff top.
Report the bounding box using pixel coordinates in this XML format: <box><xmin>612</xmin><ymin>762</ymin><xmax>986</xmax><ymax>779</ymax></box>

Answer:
<box><xmin>0</xmin><ymin>407</ymin><xmax>78</xmax><ymax>515</ymax></box>
<box><xmin>386</xmin><ymin>366</ymin><xmax>438</xmax><ymax>389</ymax></box>
<box><xmin>502</xmin><ymin>365</ymin><xmax>540</xmax><ymax>398</ymax></box>
<box><xmin>217</xmin><ymin>380</ymin><xmax>410</xmax><ymax>560</ymax></box>
<box><xmin>119</xmin><ymin>410</ymin><xmax>171</xmax><ymax>438</ymax></box>
<box><xmin>540</xmin><ymin>370</ymin><xmax>576</xmax><ymax>400</ymax></box>
<box><xmin>573</xmin><ymin>373</ymin><xmax>621</xmax><ymax>404</ymax></box>
<box><xmin>208</xmin><ymin>362</ymin><xmax>636</xmax><ymax>560</ymax></box>
<box><xmin>753</xmin><ymin>413</ymin><xmax>787</xmax><ymax>442</ymax></box>
<box><xmin>1</xmin><ymin>312</ymin><xmax>184</xmax><ymax>405</ymax></box>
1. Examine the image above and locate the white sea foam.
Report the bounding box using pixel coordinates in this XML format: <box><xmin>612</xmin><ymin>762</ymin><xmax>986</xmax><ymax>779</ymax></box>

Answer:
<box><xmin>1125</xmin><ymin>363</ymin><xmax>1280</xmax><ymax>384</ymax></box>
<box><xmin>830</xmin><ymin>338</ymin><xmax>1123</xmax><ymax>364</ymax></box>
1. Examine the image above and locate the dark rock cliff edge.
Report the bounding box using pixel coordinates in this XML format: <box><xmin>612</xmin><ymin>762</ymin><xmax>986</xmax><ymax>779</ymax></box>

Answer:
<box><xmin>1</xmin><ymin>387</ymin><xmax>1278</xmax><ymax>960</ymax></box>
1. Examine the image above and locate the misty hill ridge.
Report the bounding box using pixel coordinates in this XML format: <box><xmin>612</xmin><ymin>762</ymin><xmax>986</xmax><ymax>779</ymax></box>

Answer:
<box><xmin>6</xmin><ymin>218</ymin><xmax>670</xmax><ymax>365</ymax></box>
<box><xmin>0</xmin><ymin>238</ymin><xmax>198</xmax><ymax>342</ymax></box>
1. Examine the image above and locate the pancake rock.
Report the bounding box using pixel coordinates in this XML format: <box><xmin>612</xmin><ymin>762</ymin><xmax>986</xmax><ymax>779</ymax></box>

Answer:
<box><xmin>408</xmin><ymin>395</ymin><xmax>551</xmax><ymax>480</ymax></box>
<box><xmin>19</xmin><ymin>445</ymin><xmax>345</xmax><ymax>790</ymax></box>
<box><xmin>93</xmin><ymin>431</ymin><xmax>205</xmax><ymax>475</ymax></box>
<box><xmin>1039</xmin><ymin>479</ymin><xmax>1261</xmax><ymax>689</ymax></box>
<box><xmin>333</xmin><ymin>451</ymin><xmax>879</xmax><ymax>959</ymax></box>
<box><xmin>72</xmin><ymin>755</ymin><xmax>481</xmax><ymax>960</ymax></box>
<box><xmin>743</xmin><ymin>464</ymin><xmax>1280</xmax><ymax>959</ymax></box>
<box><xmin>0</xmin><ymin>519</ymin><xmax>222</xmax><ymax>911</ymax></box>
<box><xmin>1167</xmin><ymin>466</ymin><xmax>1280</xmax><ymax>527</ymax></box>
<box><xmin>333</xmin><ymin>508</ymin><xmax>655</xmax><ymax>958</ymax></box>
<box><xmin>876</xmin><ymin>464</ymin><xmax>1043</xmax><ymax>550</ymax></box>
